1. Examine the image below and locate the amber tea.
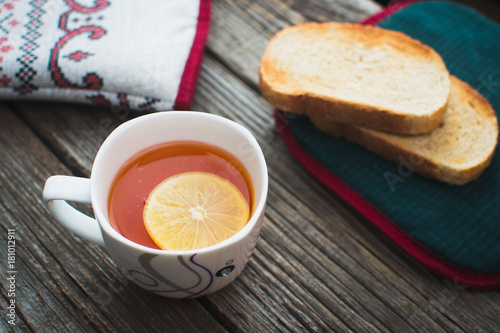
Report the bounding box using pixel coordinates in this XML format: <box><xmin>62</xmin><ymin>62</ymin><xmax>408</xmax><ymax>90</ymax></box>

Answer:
<box><xmin>108</xmin><ymin>140</ymin><xmax>253</xmax><ymax>249</ymax></box>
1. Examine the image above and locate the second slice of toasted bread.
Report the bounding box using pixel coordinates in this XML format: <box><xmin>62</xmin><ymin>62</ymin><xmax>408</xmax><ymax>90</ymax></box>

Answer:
<box><xmin>259</xmin><ymin>22</ymin><xmax>451</xmax><ymax>134</ymax></box>
<box><xmin>309</xmin><ymin>76</ymin><xmax>498</xmax><ymax>185</ymax></box>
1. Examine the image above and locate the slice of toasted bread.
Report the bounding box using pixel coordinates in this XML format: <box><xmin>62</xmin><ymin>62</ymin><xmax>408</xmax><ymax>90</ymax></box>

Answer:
<box><xmin>259</xmin><ymin>22</ymin><xmax>450</xmax><ymax>134</ymax></box>
<box><xmin>309</xmin><ymin>76</ymin><xmax>498</xmax><ymax>185</ymax></box>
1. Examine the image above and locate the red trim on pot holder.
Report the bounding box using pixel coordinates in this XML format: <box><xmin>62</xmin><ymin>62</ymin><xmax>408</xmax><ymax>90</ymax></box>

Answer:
<box><xmin>174</xmin><ymin>0</ymin><xmax>211</xmax><ymax>110</ymax></box>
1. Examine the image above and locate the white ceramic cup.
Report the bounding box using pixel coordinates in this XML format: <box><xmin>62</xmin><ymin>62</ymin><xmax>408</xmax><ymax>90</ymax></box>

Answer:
<box><xmin>43</xmin><ymin>111</ymin><xmax>268</xmax><ymax>298</ymax></box>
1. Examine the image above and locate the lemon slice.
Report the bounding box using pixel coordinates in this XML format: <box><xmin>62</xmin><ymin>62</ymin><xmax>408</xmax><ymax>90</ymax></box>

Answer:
<box><xmin>144</xmin><ymin>172</ymin><xmax>250</xmax><ymax>251</ymax></box>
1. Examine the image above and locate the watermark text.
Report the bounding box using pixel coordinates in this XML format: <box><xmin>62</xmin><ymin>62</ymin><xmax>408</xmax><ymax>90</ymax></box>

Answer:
<box><xmin>6</xmin><ymin>229</ymin><xmax>17</xmax><ymax>326</ymax></box>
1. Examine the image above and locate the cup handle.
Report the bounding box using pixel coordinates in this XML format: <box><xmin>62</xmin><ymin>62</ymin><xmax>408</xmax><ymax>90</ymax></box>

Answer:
<box><xmin>43</xmin><ymin>175</ymin><xmax>105</xmax><ymax>246</ymax></box>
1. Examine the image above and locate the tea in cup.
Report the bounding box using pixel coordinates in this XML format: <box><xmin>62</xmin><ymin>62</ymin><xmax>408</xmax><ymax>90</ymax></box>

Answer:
<box><xmin>109</xmin><ymin>140</ymin><xmax>253</xmax><ymax>250</ymax></box>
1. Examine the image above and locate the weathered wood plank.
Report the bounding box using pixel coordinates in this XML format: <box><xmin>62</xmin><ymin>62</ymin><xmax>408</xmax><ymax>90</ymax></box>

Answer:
<box><xmin>0</xmin><ymin>107</ymin><xmax>227</xmax><ymax>332</ymax></box>
<box><xmin>287</xmin><ymin>0</ymin><xmax>382</xmax><ymax>22</ymax></box>
<box><xmin>9</xmin><ymin>102</ymin><xmax>131</xmax><ymax>177</ymax></box>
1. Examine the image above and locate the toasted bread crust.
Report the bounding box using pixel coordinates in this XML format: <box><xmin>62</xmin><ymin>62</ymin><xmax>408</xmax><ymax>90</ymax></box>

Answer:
<box><xmin>309</xmin><ymin>76</ymin><xmax>498</xmax><ymax>185</ymax></box>
<box><xmin>259</xmin><ymin>22</ymin><xmax>450</xmax><ymax>134</ymax></box>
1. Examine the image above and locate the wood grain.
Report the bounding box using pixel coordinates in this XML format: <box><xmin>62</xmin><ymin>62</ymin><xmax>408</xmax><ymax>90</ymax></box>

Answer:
<box><xmin>1</xmin><ymin>0</ymin><xmax>500</xmax><ymax>332</ymax></box>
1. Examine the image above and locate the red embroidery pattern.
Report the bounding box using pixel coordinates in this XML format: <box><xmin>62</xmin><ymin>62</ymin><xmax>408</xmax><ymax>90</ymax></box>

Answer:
<box><xmin>0</xmin><ymin>36</ymin><xmax>11</xmax><ymax>64</ymax></box>
<box><xmin>85</xmin><ymin>92</ymin><xmax>159</xmax><ymax>111</ymax></box>
<box><xmin>10</xmin><ymin>0</ymin><xmax>44</xmax><ymax>95</ymax></box>
<box><xmin>0</xmin><ymin>0</ymin><xmax>206</xmax><ymax>111</ymax></box>
<box><xmin>117</xmin><ymin>92</ymin><xmax>128</xmax><ymax>108</ymax></box>
<box><xmin>64</xmin><ymin>50</ymin><xmax>93</xmax><ymax>62</ymax></box>
<box><xmin>0</xmin><ymin>1</ymin><xmax>20</xmax><ymax>34</ymax></box>
<box><xmin>86</xmin><ymin>93</ymin><xmax>110</xmax><ymax>106</ymax></box>
<box><xmin>137</xmin><ymin>97</ymin><xmax>160</xmax><ymax>111</ymax></box>
<box><xmin>0</xmin><ymin>0</ymin><xmax>18</xmax><ymax>86</ymax></box>
<box><xmin>62</xmin><ymin>0</ymin><xmax>108</xmax><ymax>15</ymax></box>
<box><xmin>0</xmin><ymin>73</ymin><xmax>11</xmax><ymax>86</ymax></box>
<box><xmin>49</xmin><ymin>0</ymin><xmax>109</xmax><ymax>90</ymax></box>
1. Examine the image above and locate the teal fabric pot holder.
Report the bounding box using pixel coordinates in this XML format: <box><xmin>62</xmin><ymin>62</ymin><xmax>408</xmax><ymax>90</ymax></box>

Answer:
<box><xmin>275</xmin><ymin>1</ymin><xmax>500</xmax><ymax>289</ymax></box>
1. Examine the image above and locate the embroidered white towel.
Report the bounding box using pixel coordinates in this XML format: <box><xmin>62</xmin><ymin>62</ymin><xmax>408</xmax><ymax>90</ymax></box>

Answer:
<box><xmin>0</xmin><ymin>0</ymin><xmax>210</xmax><ymax>111</ymax></box>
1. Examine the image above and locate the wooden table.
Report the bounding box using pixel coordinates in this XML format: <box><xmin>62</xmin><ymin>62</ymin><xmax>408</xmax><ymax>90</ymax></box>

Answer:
<box><xmin>2</xmin><ymin>0</ymin><xmax>500</xmax><ymax>332</ymax></box>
